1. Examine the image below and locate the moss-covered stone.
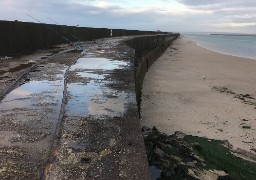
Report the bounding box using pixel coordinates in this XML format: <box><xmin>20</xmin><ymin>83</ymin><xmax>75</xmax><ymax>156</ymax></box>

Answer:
<box><xmin>184</xmin><ymin>135</ymin><xmax>256</xmax><ymax>180</ymax></box>
<box><xmin>144</xmin><ymin>126</ymin><xmax>256</xmax><ymax>180</ymax></box>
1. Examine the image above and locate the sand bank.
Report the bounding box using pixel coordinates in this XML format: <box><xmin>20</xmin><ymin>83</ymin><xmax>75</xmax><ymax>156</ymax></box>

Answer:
<box><xmin>141</xmin><ymin>36</ymin><xmax>256</xmax><ymax>152</ymax></box>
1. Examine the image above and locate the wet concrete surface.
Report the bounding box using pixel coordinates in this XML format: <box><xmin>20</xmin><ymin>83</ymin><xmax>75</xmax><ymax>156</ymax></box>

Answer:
<box><xmin>66</xmin><ymin>57</ymin><xmax>129</xmax><ymax>117</ymax></box>
<box><xmin>0</xmin><ymin>37</ymin><xmax>151</xmax><ymax>179</ymax></box>
<box><xmin>0</xmin><ymin>43</ymin><xmax>81</xmax><ymax>179</ymax></box>
<box><xmin>0</xmin><ymin>44</ymin><xmax>71</xmax><ymax>100</ymax></box>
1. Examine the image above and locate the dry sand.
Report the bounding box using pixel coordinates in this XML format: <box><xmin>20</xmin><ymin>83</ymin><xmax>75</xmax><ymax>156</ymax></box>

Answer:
<box><xmin>141</xmin><ymin>36</ymin><xmax>256</xmax><ymax>152</ymax></box>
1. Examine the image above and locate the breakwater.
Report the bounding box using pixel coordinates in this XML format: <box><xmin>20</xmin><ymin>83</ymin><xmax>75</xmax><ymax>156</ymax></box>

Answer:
<box><xmin>125</xmin><ymin>34</ymin><xmax>180</xmax><ymax>114</ymax></box>
<box><xmin>0</xmin><ymin>25</ymin><xmax>180</xmax><ymax>178</ymax></box>
<box><xmin>0</xmin><ymin>20</ymin><xmax>165</xmax><ymax>56</ymax></box>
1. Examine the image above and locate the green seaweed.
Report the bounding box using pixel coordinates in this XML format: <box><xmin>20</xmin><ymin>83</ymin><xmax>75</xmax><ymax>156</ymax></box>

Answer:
<box><xmin>184</xmin><ymin>135</ymin><xmax>256</xmax><ymax>180</ymax></box>
<box><xmin>144</xmin><ymin>127</ymin><xmax>256</xmax><ymax>180</ymax></box>
<box><xmin>144</xmin><ymin>128</ymin><xmax>197</xmax><ymax>179</ymax></box>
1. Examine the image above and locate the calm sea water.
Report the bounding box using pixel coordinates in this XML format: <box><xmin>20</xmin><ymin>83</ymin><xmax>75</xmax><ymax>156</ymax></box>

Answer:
<box><xmin>186</xmin><ymin>34</ymin><xmax>256</xmax><ymax>60</ymax></box>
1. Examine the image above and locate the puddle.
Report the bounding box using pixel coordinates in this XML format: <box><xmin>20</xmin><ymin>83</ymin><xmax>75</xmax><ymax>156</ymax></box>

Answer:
<box><xmin>0</xmin><ymin>65</ymin><xmax>68</xmax><ymax>170</ymax></box>
<box><xmin>70</xmin><ymin>57</ymin><xmax>128</xmax><ymax>71</ymax></box>
<box><xmin>88</xmin><ymin>90</ymin><xmax>126</xmax><ymax>117</ymax></box>
<box><xmin>0</xmin><ymin>79</ymin><xmax>64</xmax><ymax>122</ymax></box>
<box><xmin>66</xmin><ymin>82</ymin><xmax>127</xmax><ymax>118</ymax></box>
<box><xmin>76</xmin><ymin>71</ymin><xmax>105</xmax><ymax>79</ymax></box>
<box><xmin>66</xmin><ymin>57</ymin><xmax>129</xmax><ymax>118</ymax></box>
<box><xmin>0</xmin><ymin>63</ymin><xmax>66</xmax><ymax>136</ymax></box>
<box><xmin>1</xmin><ymin>80</ymin><xmax>62</xmax><ymax>107</ymax></box>
<box><xmin>149</xmin><ymin>166</ymin><xmax>162</xmax><ymax>180</ymax></box>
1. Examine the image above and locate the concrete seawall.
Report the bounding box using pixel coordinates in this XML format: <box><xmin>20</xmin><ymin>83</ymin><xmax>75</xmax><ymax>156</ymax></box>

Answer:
<box><xmin>0</xmin><ymin>25</ymin><xmax>179</xmax><ymax>178</ymax></box>
<box><xmin>125</xmin><ymin>34</ymin><xmax>180</xmax><ymax>114</ymax></box>
<box><xmin>0</xmin><ymin>20</ymin><xmax>165</xmax><ymax>56</ymax></box>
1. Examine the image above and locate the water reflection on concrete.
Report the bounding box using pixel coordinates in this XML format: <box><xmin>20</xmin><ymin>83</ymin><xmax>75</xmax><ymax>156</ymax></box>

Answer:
<box><xmin>150</xmin><ymin>166</ymin><xmax>162</xmax><ymax>180</ymax></box>
<box><xmin>0</xmin><ymin>65</ymin><xmax>66</xmax><ymax>168</ymax></box>
<box><xmin>0</xmin><ymin>80</ymin><xmax>63</xmax><ymax>112</ymax></box>
<box><xmin>70</xmin><ymin>57</ymin><xmax>128</xmax><ymax>71</ymax></box>
<box><xmin>66</xmin><ymin>57</ymin><xmax>129</xmax><ymax>118</ymax></box>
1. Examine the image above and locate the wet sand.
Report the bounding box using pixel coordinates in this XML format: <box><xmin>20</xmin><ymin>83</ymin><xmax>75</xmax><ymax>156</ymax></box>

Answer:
<box><xmin>141</xmin><ymin>36</ymin><xmax>256</xmax><ymax>152</ymax></box>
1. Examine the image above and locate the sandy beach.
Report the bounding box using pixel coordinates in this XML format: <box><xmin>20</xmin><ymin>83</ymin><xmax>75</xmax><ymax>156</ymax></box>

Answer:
<box><xmin>141</xmin><ymin>36</ymin><xmax>256</xmax><ymax>152</ymax></box>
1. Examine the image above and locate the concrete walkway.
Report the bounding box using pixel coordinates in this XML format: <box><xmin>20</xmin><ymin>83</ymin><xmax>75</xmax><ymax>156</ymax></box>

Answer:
<box><xmin>0</xmin><ymin>37</ymin><xmax>150</xmax><ymax>179</ymax></box>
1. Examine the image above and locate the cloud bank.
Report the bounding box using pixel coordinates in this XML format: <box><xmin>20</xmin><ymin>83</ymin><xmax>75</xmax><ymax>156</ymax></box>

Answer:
<box><xmin>0</xmin><ymin>0</ymin><xmax>255</xmax><ymax>33</ymax></box>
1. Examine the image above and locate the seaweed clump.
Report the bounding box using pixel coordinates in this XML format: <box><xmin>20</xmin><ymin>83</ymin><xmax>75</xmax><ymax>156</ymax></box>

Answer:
<box><xmin>143</xmin><ymin>126</ymin><xmax>256</xmax><ymax>180</ymax></box>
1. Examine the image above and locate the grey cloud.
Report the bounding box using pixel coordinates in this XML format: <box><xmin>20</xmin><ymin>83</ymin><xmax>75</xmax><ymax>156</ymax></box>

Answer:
<box><xmin>232</xmin><ymin>16</ymin><xmax>256</xmax><ymax>24</ymax></box>
<box><xmin>175</xmin><ymin>0</ymin><xmax>256</xmax><ymax>32</ymax></box>
<box><xmin>176</xmin><ymin>0</ymin><xmax>256</xmax><ymax>7</ymax></box>
<box><xmin>25</xmin><ymin>1</ymin><xmax>157</xmax><ymax>29</ymax></box>
<box><xmin>0</xmin><ymin>0</ymin><xmax>255</xmax><ymax>33</ymax></box>
<box><xmin>176</xmin><ymin>0</ymin><xmax>224</xmax><ymax>7</ymax></box>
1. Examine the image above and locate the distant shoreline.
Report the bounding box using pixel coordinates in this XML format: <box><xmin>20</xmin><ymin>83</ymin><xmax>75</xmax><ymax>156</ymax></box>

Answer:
<box><xmin>185</xmin><ymin>34</ymin><xmax>256</xmax><ymax>60</ymax></box>
<box><xmin>210</xmin><ymin>33</ymin><xmax>256</xmax><ymax>37</ymax></box>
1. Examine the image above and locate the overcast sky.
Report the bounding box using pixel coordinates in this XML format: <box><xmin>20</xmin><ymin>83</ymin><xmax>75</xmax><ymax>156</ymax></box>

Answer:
<box><xmin>0</xmin><ymin>0</ymin><xmax>255</xmax><ymax>33</ymax></box>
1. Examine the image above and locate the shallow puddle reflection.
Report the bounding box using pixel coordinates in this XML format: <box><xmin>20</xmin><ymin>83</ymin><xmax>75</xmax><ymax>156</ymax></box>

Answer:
<box><xmin>66</xmin><ymin>57</ymin><xmax>129</xmax><ymax>118</ymax></box>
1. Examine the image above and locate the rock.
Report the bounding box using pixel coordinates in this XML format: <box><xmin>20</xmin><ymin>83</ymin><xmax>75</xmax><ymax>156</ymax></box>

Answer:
<box><xmin>187</xmin><ymin>161</ymin><xmax>197</xmax><ymax>168</ymax></box>
<box><xmin>250</xmin><ymin>148</ymin><xmax>256</xmax><ymax>153</ymax></box>
<box><xmin>161</xmin><ymin>169</ymin><xmax>174</xmax><ymax>178</ymax></box>
<box><xmin>174</xmin><ymin>164</ymin><xmax>188</xmax><ymax>175</ymax></box>
<box><xmin>242</xmin><ymin>125</ymin><xmax>251</xmax><ymax>129</ymax></box>
<box><xmin>155</xmin><ymin>147</ymin><xmax>165</xmax><ymax>158</ymax></box>
<box><xmin>165</xmin><ymin>144</ymin><xmax>172</xmax><ymax>149</ymax></box>
<box><xmin>223</xmin><ymin>140</ymin><xmax>233</xmax><ymax>149</ymax></box>
<box><xmin>188</xmin><ymin>169</ymin><xmax>197</xmax><ymax>177</ymax></box>
<box><xmin>174</xmin><ymin>131</ymin><xmax>186</xmax><ymax>140</ymax></box>
<box><xmin>142</xmin><ymin>126</ymin><xmax>152</xmax><ymax>136</ymax></box>
<box><xmin>234</xmin><ymin>148</ymin><xmax>256</xmax><ymax>161</ymax></box>
<box><xmin>193</xmin><ymin>154</ymin><xmax>204</xmax><ymax>162</ymax></box>
<box><xmin>152</xmin><ymin>126</ymin><xmax>159</xmax><ymax>133</ymax></box>
<box><xmin>142</xmin><ymin>126</ymin><xmax>151</xmax><ymax>132</ymax></box>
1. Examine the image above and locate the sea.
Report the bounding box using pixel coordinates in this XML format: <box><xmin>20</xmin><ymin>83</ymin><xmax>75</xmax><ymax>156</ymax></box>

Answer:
<box><xmin>185</xmin><ymin>33</ymin><xmax>256</xmax><ymax>60</ymax></box>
